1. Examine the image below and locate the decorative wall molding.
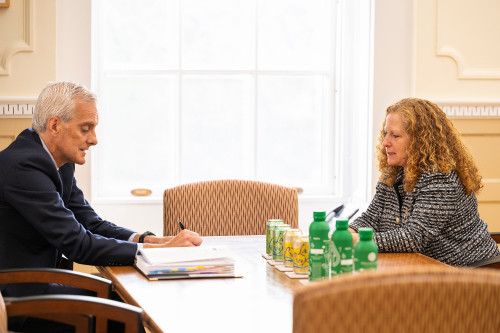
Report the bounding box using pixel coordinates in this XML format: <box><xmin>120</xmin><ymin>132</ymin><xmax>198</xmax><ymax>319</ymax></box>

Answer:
<box><xmin>436</xmin><ymin>45</ymin><xmax>500</xmax><ymax>79</ymax></box>
<box><xmin>436</xmin><ymin>0</ymin><xmax>500</xmax><ymax>79</ymax></box>
<box><xmin>0</xmin><ymin>0</ymin><xmax>33</xmax><ymax>75</ymax></box>
<box><xmin>0</xmin><ymin>96</ymin><xmax>36</xmax><ymax>118</ymax></box>
<box><xmin>434</xmin><ymin>100</ymin><xmax>500</xmax><ymax>118</ymax></box>
<box><xmin>0</xmin><ymin>135</ymin><xmax>16</xmax><ymax>142</ymax></box>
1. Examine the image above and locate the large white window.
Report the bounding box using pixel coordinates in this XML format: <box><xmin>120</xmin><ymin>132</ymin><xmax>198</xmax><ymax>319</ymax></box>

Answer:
<box><xmin>92</xmin><ymin>0</ymin><xmax>373</xmax><ymax>215</ymax></box>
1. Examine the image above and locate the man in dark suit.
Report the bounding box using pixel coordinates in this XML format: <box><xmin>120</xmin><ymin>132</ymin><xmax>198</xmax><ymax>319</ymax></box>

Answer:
<box><xmin>0</xmin><ymin>81</ymin><xmax>202</xmax><ymax>332</ymax></box>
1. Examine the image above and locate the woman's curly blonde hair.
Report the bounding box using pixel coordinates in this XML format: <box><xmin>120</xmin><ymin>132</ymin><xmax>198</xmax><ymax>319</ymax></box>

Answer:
<box><xmin>377</xmin><ymin>98</ymin><xmax>482</xmax><ymax>194</ymax></box>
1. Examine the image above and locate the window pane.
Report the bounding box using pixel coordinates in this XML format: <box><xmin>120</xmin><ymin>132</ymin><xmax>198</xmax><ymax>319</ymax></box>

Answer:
<box><xmin>258</xmin><ymin>0</ymin><xmax>332</xmax><ymax>70</ymax></box>
<box><xmin>182</xmin><ymin>0</ymin><xmax>255</xmax><ymax>70</ymax></box>
<box><xmin>181</xmin><ymin>75</ymin><xmax>254</xmax><ymax>182</ymax></box>
<box><xmin>100</xmin><ymin>0</ymin><xmax>178</xmax><ymax>70</ymax></box>
<box><xmin>93</xmin><ymin>0</ymin><xmax>338</xmax><ymax>199</ymax></box>
<box><xmin>95</xmin><ymin>75</ymin><xmax>177</xmax><ymax>197</ymax></box>
<box><xmin>257</xmin><ymin>75</ymin><xmax>328</xmax><ymax>185</ymax></box>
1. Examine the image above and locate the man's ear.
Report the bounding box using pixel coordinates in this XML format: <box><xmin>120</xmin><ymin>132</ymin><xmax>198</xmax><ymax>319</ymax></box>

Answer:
<box><xmin>46</xmin><ymin>116</ymin><xmax>61</xmax><ymax>136</ymax></box>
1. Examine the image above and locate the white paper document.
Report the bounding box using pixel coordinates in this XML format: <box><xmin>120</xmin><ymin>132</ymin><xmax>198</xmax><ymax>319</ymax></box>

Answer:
<box><xmin>135</xmin><ymin>246</ymin><xmax>241</xmax><ymax>280</ymax></box>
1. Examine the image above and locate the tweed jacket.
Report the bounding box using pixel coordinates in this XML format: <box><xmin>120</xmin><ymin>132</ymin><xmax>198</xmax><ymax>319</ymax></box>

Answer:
<box><xmin>350</xmin><ymin>168</ymin><xmax>499</xmax><ymax>266</ymax></box>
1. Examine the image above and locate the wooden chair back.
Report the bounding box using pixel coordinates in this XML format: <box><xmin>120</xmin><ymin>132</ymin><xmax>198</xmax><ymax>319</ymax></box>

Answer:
<box><xmin>0</xmin><ymin>292</ymin><xmax>6</xmax><ymax>333</ymax></box>
<box><xmin>0</xmin><ymin>268</ymin><xmax>112</xmax><ymax>332</ymax></box>
<box><xmin>2</xmin><ymin>294</ymin><xmax>143</xmax><ymax>333</ymax></box>
<box><xmin>491</xmin><ymin>232</ymin><xmax>500</xmax><ymax>244</ymax></box>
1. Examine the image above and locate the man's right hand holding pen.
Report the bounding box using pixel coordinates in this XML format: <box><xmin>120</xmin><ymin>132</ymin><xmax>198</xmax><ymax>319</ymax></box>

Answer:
<box><xmin>139</xmin><ymin>221</ymin><xmax>202</xmax><ymax>248</ymax></box>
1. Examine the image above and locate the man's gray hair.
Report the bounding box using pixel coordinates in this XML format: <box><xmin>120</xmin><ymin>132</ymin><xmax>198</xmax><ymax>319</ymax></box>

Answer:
<box><xmin>32</xmin><ymin>81</ymin><xmax>97</xmax><ymax>133</ymax></box>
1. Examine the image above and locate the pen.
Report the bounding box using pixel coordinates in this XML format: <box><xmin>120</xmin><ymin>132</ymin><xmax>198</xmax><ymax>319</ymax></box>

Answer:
<box><xmin>179</xmin><ymin>221</ymin><xmax>185</xmax><ymax>230</ymax></box>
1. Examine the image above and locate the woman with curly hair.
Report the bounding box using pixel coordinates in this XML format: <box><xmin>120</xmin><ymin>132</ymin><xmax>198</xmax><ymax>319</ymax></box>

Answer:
<box><xmin>349</xmin><ymin>98</ymin><xmax>499</xmax><ymax>266</ymax></box>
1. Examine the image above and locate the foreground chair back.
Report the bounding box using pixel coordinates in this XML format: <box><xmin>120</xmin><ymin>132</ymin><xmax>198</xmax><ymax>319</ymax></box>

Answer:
<box><xmin>1</xmin><ymin>293</ymin><xmax>143</xmax><ymax>333</ymax></box>
<box><xmin>163</xmin><ymin>179</ymin><xmax>298</xmax><ymax>236</ymax></box>
<box><xmin>0</xmin><ymin>268</ymin><xmax>112</xmax><ymax>332</ymax></box>
<box><xmin>0</xmin><ymin>293</ymin><xmax>6</xmax><ymax>333</ymax></box>
<box><xmin>293</xmin><ymin>266</ymin><xmax>500</xmax><ymax>333</ymax></box>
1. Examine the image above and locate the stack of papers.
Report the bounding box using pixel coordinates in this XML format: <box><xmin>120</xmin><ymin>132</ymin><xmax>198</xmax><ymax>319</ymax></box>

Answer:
<box><xmin>135</xmin><ymin>246</ymin><xmax>239</xmax><ymax>280</ymax></box>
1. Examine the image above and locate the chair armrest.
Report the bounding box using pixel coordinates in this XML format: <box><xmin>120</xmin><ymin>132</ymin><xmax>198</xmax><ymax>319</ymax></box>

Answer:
<box><xmin>3</xmin><ymin>294</ymin><xmax>143</xmax><ymax>333</ymax></box>
<box><xmin>467</xmin><ymin>255</ymin><xmax>500</xmax><ymax>269</ymax></box>
<box><xmin>0</xmin><ymin>268</ymin><xmax>112</xmax><ymax>299</ymax></box>
<box><xmin>490</xmin><ymin>232</ymin><xmax>500</xmax><ymax>244</ymax></box>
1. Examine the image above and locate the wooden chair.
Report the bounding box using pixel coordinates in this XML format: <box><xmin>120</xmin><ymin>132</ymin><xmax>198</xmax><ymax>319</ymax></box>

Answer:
<box><xmin>1</xmin><ymin>293</ymin><xmax>143</xmax><ymax>333</ymax></box>
<box><xmin>0</xmin><ymin>268</ymin><xmax>112</xmax><ymax>298</ymax></box>
<box><xmin>163</xmin><ymin>179</ymin><xmax>299</xmax><ymax>236</ymax></box>
<box><xmin>0</xmin><ymin>268</ymin><xmax>120</xmax><ymax>332</ymax></box>
<box><xmin>0</xmin><ymin>293</ymin><xmax>6</xmax><ymax>333</ymax></box>
<box><xmin>468</xmin><ymin>232</ymin><xmax>500</xmax><ymax>269</ymax></box>
<box><xmin>490</xmin><ymin>232</ymin><xmax>500</xmax><ymax>244</ymax></box>
<box><xmin>293</xmin><ymin>266</ymin><xmax>500</xmax><ymax>333</ymax></box>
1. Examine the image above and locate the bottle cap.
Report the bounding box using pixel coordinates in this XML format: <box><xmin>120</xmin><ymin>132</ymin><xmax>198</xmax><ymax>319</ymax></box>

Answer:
<box><xmin>313</xmin><ymin>211</ymin><xmax>326</xmax><ymax>221</ymax></box>
<box><xmin>335</xmin><ymin>219</ymin><xmax>349</xmax><ymax>229</ymax></box>
<box><xmin>358</xmin><ymin>227</ymin><xmax>374</xmax><ymax>240</ymax></box>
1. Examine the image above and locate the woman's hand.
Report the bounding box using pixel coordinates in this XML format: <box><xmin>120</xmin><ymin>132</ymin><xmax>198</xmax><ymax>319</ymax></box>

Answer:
<box><xmin>349</xmin><ymin>227</ymin><xmax>359</xmax><ymax>245</ymax></box>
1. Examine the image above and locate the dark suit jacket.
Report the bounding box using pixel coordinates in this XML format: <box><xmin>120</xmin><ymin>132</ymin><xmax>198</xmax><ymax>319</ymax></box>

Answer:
<box><xmin>0</xmin><ymin>129</ymin><xmax>138</xmax><ymax>295</ymax></box>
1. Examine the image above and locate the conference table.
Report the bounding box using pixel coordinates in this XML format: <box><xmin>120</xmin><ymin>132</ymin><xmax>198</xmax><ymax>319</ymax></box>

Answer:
<box><xmin>98</xmin><ymin>235</ymin><xmax>447</xmax><ymax>333</ymax></box>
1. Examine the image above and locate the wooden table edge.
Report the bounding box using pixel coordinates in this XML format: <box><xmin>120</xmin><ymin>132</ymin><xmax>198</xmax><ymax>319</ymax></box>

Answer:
<box><xmin>97</xmin><ymin>266</ymin><xmax>162</xmax><ymax>333</ymax></box>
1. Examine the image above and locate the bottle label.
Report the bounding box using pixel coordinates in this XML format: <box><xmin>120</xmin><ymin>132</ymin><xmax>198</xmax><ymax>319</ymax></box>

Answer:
<box><xmin>331</xmin><ymin>244</ymin><xmax>341</xmax><ymax>268</ymax></box>
<box><xmin>309</xmin><ymin>253</ymin><xmax>326</xmax><ymax>280</ymax></box>
<box><xmin>340</xmin><ymin>247</ymin><xmax>353</xmax><ymax>274</ymax></box>
<box><xmin>354</xmin><ymin>250</ymin><xmax>378</xmax><ymax>271</ymax></box>
<box><xmin>309</xmin><ymin>222</ymin><xmax>330</xmax><ymax>280</ymax></box>
<box><xmin>341</xmin><ymin>259</ymin><xmax>353</xmax><ymax>265</ymax></box>
<box><xmin>357</xmin><ymin>261</ymin><xmax>378</xmax><ymax>272</ymax></box>
<box><xmin>309</xmin><ymin>243</ymin><xmax>329</xmax><ymax>280</ymax></box>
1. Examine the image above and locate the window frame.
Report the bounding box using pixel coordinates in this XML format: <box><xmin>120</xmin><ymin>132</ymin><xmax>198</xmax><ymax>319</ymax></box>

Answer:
<box><xmin>90</xmin><ymin>0</ymin><xmax>374</xmax><ymax>208</ymax></box>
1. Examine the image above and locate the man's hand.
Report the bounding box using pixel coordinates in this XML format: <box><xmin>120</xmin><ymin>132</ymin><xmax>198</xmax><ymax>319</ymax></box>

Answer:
<box><xmin>164</xmin><ymin>229</ymin><xmax>203</xmax><ymax>247</ymax></box>
<box><xmin>141</xmin><ymin>235</ymin><xmax>174</xmax><ymax>244</ymax></box>
<box><xmin>142</xmin><ymin>230</ymin><xmax>202</xmax><ymax>248</ymax></box>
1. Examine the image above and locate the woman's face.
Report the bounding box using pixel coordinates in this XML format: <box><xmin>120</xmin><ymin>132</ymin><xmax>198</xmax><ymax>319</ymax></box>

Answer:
<box><xmin>383</xmin><ymin>112</ymin><xmax>411</xmax><ymax>168</ymax></box>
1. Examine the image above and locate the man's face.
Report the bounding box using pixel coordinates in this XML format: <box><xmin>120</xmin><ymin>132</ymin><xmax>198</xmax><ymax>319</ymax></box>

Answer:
<box><xmin>52</xmin><ymin>98</ymin><xmax>98</xmax><ymax>167</ymax></box>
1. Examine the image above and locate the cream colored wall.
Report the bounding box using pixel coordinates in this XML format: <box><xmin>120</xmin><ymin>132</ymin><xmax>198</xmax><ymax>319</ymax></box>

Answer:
<box><xmin>0</xmin><ymin>0</ymin><xmax>92</xmax><ymax>195</ymax></box>
<box><xmin>413</xmin><ymin>0</ymin><xmax>500</xmax><ymax>231</ymax></box>
<box><xmin>0</xmin><ymin>0</ymin><xmax>56</xmax><ymax>95</ymax></box>
<box><xmin>1</xmin><ymin>0</ymin><xmax>499</xmax><ymax>232</ymax></box>
<box><xmin>413</xmin><ymin>0</ymin><xmax>500</xmax><ymax>98</ymax></box>
<box><xmin>372</xmin><ymin>0</ymin><xmax>413</xmax><ymax>192</ymax></box>
<box><xmin>0</xmin><ymin>118</ymin><xmax>30</xmax><ymax>150</ymax></box>
<box><xmin>0</xmin><ymin>0</ymin><xmax>55</xmax><ymax>148</ymax></box>
<box><xmin>452</xmin><ymin>119</ymin><xmax>500</xmax><ymax>232</ymax></box>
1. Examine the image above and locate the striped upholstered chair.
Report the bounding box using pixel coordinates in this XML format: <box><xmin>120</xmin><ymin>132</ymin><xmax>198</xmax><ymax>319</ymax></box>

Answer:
<box><xmin>293</xmin><ymin>266</ymin><xmax>500</xmax><ymax>333</ymax></box>
<box><xmin>163</xmin><ymin>180</ymin><xmax>299</xmax><ymax>236</ymax></box>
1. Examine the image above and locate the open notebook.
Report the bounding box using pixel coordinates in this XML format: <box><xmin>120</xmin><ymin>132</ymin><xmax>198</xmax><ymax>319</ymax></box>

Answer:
<box><xmin>135</xmin><ymin>246</ymin><xmax>241</xmax><ymax>280</ymax></box>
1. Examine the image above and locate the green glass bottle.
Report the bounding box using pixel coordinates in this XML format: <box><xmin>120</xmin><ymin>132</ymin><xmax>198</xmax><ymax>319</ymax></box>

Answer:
<box><xmin>354</xmin><ymin>227</ymin><xmax>378</xmax><ymax>272</ymax></box>
<box><xmin>308</xmin><ymin>211</ymin><xmax>330</xmax><ymax>281</ymax></box>
<box><xmin>330</xmin><ymin>219</ymin><xmax>353</xmax><ymax>276</ymax></box>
